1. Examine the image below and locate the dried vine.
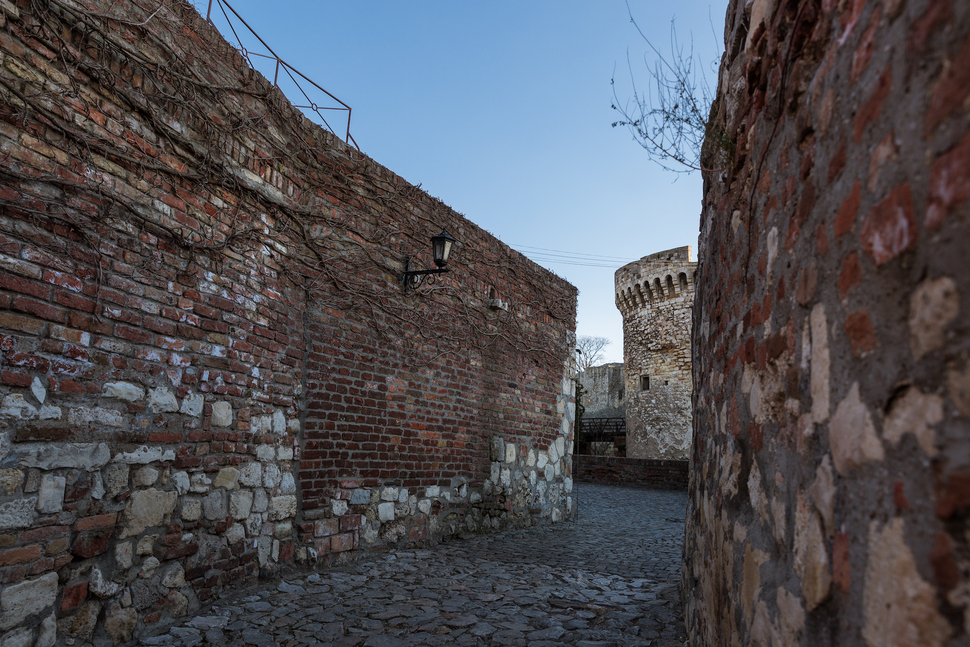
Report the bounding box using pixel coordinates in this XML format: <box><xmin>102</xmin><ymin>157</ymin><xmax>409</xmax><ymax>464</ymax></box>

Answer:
<box><xmin>0</xmin><ymin>0</ymin><xmax>576</xmax><ymax>379</ymax></box>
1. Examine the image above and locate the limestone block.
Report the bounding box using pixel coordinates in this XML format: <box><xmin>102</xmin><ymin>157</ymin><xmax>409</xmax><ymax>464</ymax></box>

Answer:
<box><xmin>526</xmin><ymin>450</ymin><xmax>536</xmax><ymax>467</ymax></box>
<box><xmin>425</xmin><ymin>486</ymin><xmax>440</xmax><ymax>498</ymax></box>
<box><xmin>829</xmin><ymin>383</ymin><xmax>884</xmax><ymax>474</ymax></box>
<box><xmin>556</xmin><ymin>437</ymin><xmax>565</xmax><ymax>457</ymax></box>
<box><xmin>810</xmin><ymin>304</ymin><xmax>831</xmax><ymax>423</ymax></box>
<box><xmin>418</xmin><ymin>499</ymin><xmax>431</xmax><ymax>515</ymax></box>
<box><xmin>256</xmin><ymin>536</ymin><xmax>272</xmax><ymax>566</ymax></box>
<box><xmin>180</xmin><ymin>499</ymin><xmax>202</xmax><ymax>522</ymax></box>
<box><xmin>256</xmin><ymin>445</ymin><xmax>275</xmax><ymax>461</ymax></box>
<box><xmin>794</xmin><ymin>495</ymin><xmax>831</xmax><ymax>611</ymax></box>
<box><xmin>273</xmin><ymin>521</ymin><xmax>291</xmax><ymax>540</ymax></box>
<box><xmin>36</xmin><ymin>475</ymin><xmax>65</xmax><ymax>514</ymax></box>
<box><xmin>543</xmin><ymin>465</ymin><xmax>554</xmax><ymax>481</ymax></box>
<box><xmin>505</xmin><ymin>443</ymin><xmax>516</xmax><ymax>463</ymax></box>
<box><xmin>104</xmin><ymin>601</ymin><xmax>137</xmax><ymax>645</ymax></box>
<box><xmin>189</xmin><ymin>473</ymin><xmax>211</xmax><ymax>493</ymax></box>
<box><xmin>909</xmin><ymin>276</ymin><xmax>959</xmax><ymax>361</ymax></box>
<box><xmin>139</xmin><ymin>556</ymin><xmax>160</xmax><ymax>578</ymax></box>
<box><xmin>349</xmin><ymin>489</ymin><xmax>370</xmax><ymax>505</ymax></box>
<box><xmin>133</xmin><ymin>466</ymin><xmax>159</xmax><ymax>487</ymax></box>
<box><xmin>103</xmin><ymin>463</ymin><xmax>129</xmax><ymax>496</ymax></box>
<box><xmin>171</xmin><ymin>471</ymin><xmax>190</xmax><ymax>495</ymax></box>
<box><xmin>244</xmin><ymin>513</ymin><xmax>262</xmax><ymax>537</ymax></box>
<box><xmin>103</xmin><ymin>382</ymin><xmax>145</xmax><ymax>402</ymax></box>
<box><xmin>18</xmin><ymin>443</ymin><xmax>110</xmax><ymax>470</ymax></box>
<box><xmin>30</xmin><ymin>377</ymin><xmax>45</xmax><ymax>404</ymax></box>
<box><xmin>1</xmin><ymin>627</ymin><xmax>32</xmax><ymax>647</ymax></box>
<box><xmin>115</xmin><ymin>541</ymin><xmax>133</xmax><ymax>569</ymax></box>
<box><xmin>267</xmin><ymin>495</ymin><xmax>296</xmax><ymax>521</ymax></box>
<box><xmin>272</xmin><ymin>410</ymin><xmax>285</xmax><ymax>434</ymax></box>
<box><xmin>136</xmin><ymin>535</ymin><xmax>156</xmax><ymax>556</ymax></box>
<box><xmin>229</xmin><ymin>491</ymin><xmax>253</xmax><ymax>520</ymax></box>
<box><xmin>180</xmin><ymin>393</ymin><xmax>204</xmax><ymax>417</ymax></box>
<box><xmin>0</xmin><ymin>498</ymin><xmax>36</xmax><ymax>531</ymax></box>
<box><xmin>277</xmin><ymin>445</ymin><xmax>294</xmax><ymax>461</ymax></box>
<box><xmin>148</xmin><ymin>387</ymin><xmax>179</xmax><ymax>413</ymax></box>
<box><xmin>213</xmin><ymin>467</ymin><xmax>239</xmax><ymax>490</ymax></box>
<box><xmin>89</xmin><ymin>566</ymin><xmax>120</xmax><ymax>599</ymax></box>
<box><xmin>883</xmin><ymin>386</ymin><xmax>944</xmax><ymax>456</ymax></box>
<box><xmin>90</xmin><ymin>472</ymin><xmax>105</xmax><ymax>499</ymax></box>
<box><xmin>38</xmin><ymin>405</ymin><xmax>60</xmax><ymax>420</ymax></box>
<box><xmin>378</xmin><ymin>502</ymin><xmax>395</xmax><ymax>522</ymax></box>
<box><xmin>112</xmin><ymin>445</ymin><xmax>175</xmax><ymax>464</ymax></box>
<box><xmin>0</xmin><ymin>394</ymin><xmax>37</xmax><ymax>419</ymax></box>
<box><xmin>225</xmin><ymin>523</ymin><xmax>245</xmax><ymax>544</ymax></box>
<box><xmin>548</xmin><ymin>443</ymin><xmax>559</xmax><ymax>463</ymax></box>
<box><xmin>332</xmin><ymin>499</ymin><xmax>348</xmax><ymax>516</ymax></box>
<box><xmin>0</xmin><ymin>469</ymin><xmax>22</xmax><ymax>495</ymax></box>
<box><xmin>863</xmin><ymin>518</ymin><xmax>950</xmax><ymax>646</ymax></box>
<box><xmin>537</xmin><ymin>453</ymin><xmax>549</xmax><ymax>469</ymax></box>
<box><xmin>251</xmin><ymin>415</ymin><xmax>272</xmax><ymax>434</ymax></box>
<box><xmin>203</xmin><ymin>491</ymin><xmax>227</xmax><ymax>521</ymax></box>
<box><xmin>69</xmin><ymin>406</ymin><xmax>124</xmax><ymax>427</ymax></box>
<box><xmin>58</xmin><ymin>600</ymin><xmax>100</xmax><ymax>641</ymax></box>
<box><xmin>161</xmin><ymin>564</ymin><xmax>186</xmax><ymax>590</ymax></box>
<box><xmin>211</xmin><ymin>402</ymin><xmax>232</xmax><ymax>427</ymax></box>
<box><xmin>501</xmin><ymin>468</ymin><xmax>511</xmax><ymax>486</ymax></box>
<box><xmin>397</xmin><ymin>488</ymin><xmax>408</xmax><ymax>503</ymax></box>
<box><xmin>280</xmin><ymin>472</ymin><xmax>296</xmax><ymax>495</ymax></box>
<box><xmin>262</xmin><ymin>464</ymin><xmax>281</xmax><ymax>488</ymax></box>
<box><xmin>167</xmin><ymin>591</ymin><xmax>188</xmax><ymax>618</ymax></box>
<box><xmin>253</xmin><ymin>489</ymin><xmax>269</xmax><ymax>513</ymax></box>
<box><xmin>490</xmin><ymin>436</ymin><xmax>504</xmax><ymax>462</ymax></box>
<box><xmin>120</xmin><ymin>489</ymin><xmax>177</xmax><ymax>537</ymax></box>
<box><xmin>36</xmin><ymin>613</ymin><xmax>55</xmax><ymax>647</ymax></box>
<box><xmin>490</xmin><ymin>463</ymin><xmax>500</xmax><ymax>485</ymax></box>
<box><xmin>380</xmin><ymin>487</ymin><xmax>397</xmax><ymax>502</ymax></box>
<box><xmin>238</xmin><ymin>462</ymin><xmax>261</xmax><ymax>487</ymax></box>
<box><xmin>0</xmin><ymin>572</ymin><xmax>58</xmax><ymax>629</ymax></box>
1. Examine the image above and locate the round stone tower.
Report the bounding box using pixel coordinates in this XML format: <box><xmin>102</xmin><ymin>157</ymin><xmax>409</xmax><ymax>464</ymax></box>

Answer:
<box><xmin>615</xmin><ymin>246</ymin><xmax>697</xmax><ymax>460</ymax></box>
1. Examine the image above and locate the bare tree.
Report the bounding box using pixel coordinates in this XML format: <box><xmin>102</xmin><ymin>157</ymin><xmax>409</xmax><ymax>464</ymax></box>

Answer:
<box><xmin>611</xmin><ymin>3</ymin><xmax>730</xmax><ymax>173</ymax></box>
<box><xmin>576</xmin><ymin>336</ymin><xmax>611</xmax><ymax>370</ymax></box>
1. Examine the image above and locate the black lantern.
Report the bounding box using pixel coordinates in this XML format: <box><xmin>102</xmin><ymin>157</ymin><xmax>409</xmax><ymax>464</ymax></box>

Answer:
<box><xmin>402</xmin><ymin>229</ymin><xmax>458</xmax><ymax>291</ymax></box>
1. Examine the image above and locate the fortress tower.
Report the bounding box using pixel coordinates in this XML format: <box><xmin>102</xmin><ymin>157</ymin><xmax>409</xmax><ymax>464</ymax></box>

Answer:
<box><xmin>615</xmin><ymin>246</ymin><xmax>697</xmax><ymax>460</ymax></box>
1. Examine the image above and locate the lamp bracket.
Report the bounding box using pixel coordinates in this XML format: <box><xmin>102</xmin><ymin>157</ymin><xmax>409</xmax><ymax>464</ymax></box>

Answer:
<box><xmin>402</xmin><ymin>257</ymin><xmax>450</xmax><ymax>292</ymax></box>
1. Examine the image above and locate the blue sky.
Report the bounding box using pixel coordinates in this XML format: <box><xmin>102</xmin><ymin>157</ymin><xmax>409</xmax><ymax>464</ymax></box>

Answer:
<box><xmin>200</xmin><ymin>1</ymin><xmax>726</xmax><ymax>364</ymax></box>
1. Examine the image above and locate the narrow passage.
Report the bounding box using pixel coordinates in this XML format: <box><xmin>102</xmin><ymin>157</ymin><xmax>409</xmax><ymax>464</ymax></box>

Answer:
<box><xmin>141</xmin><ymin>484</ymin><xmax>687</xmax><ymax>647</ymax></box>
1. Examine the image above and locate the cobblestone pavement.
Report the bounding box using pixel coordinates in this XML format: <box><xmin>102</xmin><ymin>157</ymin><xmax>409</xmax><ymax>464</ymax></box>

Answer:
<box><xmin>141</xmin><ymin>484</ymin><xmax>688</xmax><ymax>647</ymax></box>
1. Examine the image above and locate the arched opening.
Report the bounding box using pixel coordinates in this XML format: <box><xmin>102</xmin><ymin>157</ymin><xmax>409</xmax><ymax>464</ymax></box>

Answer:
<box><xmin>666</xmin><ymin>275</ymin><xmax>676</xmax><ymax>296</ymax></box>
<box><xmin>679</xmin><ymin>272</ymin><xmax>689</xmax><ymax>292</ymax></box>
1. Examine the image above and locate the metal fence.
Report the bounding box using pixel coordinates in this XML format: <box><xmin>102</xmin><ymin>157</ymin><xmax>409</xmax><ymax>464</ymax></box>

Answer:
<box><xmin>204</xmin><ymin>0</ymin><xmax>357</xmax><ymax>148</ymax></box>
<box><xmin>574</xmin><ymin>417</ymin><xmax>626</xmax><ymax>456</ymax></box>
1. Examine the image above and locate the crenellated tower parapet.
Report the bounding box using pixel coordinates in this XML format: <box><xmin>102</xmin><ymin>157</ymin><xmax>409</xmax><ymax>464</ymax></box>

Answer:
<box><xmin>614</xmin><ymin>246</ymin><xmax>697</xmax><ymax>460</ymax></box>
<box><xmin>615</xmin><ymin>246</ymin><xmax>698</xmax><ymax>317</ymax></box>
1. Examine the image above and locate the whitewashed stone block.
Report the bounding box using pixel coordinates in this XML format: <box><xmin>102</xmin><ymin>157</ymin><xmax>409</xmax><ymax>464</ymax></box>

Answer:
<box><xmin>103</xmin><ymin>382</ymin><xmax>144</xmax><ymax>402</ymax></box>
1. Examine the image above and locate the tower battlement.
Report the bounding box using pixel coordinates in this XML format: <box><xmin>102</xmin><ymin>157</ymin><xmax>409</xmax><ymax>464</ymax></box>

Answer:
<box><xmin>615</xmin><ymin>246</ymin><xmax>697</xmax><ymax>317</ymax></box>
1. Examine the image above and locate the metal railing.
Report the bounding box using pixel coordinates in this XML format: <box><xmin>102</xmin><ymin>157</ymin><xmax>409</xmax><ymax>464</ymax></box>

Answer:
<box><xmin>575</xmin><ymin>417</ymin><xmax>627</xmax><ymax>456</ymax></box>
<box><xmin>205</xmin><ymin>0</ymin><xmax>357</xmax><ymax>148</ymax></box>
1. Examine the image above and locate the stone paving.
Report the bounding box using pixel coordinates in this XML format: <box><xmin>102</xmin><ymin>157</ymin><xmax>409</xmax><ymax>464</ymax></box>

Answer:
<box><xmin>140</xmin><ymin>483</ymin><xmax>688</xmax><ymax>647</ymax></box>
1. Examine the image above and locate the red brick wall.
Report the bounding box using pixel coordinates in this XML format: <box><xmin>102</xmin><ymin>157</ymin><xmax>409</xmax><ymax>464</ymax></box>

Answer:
<box><xmin>573</xmin><ymin>455</ymin><xmax>688</xmax><ymax>490</ymax></box>
<box><xmin>685</xmin><ymin>0</ymin><xmax>970</xmax><ymax>644</ymax></box>
<box><xmin>0</xmin><ymin>0</ymin><xmax>576</xmax><ymax>643</ymax></box>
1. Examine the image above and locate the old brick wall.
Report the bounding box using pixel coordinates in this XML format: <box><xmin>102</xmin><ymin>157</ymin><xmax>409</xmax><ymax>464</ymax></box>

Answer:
<box><xmin>684</xmin><ymin>0</ymin><xmax>970</xmax><ymax>644</ymax></box>
<box><xmin>573</xmin><ymin>455</ymin><xmax>688</xmax><ymax>490</ymax></box>
<box><xmin>0</xmin><ymin>0</ymin><xmax>577</xmax><ymax>644</ymax></box>
<box><xmin>615</xmin><ymin>247</ymin><xmax>696</xmax><ymax>460</ymax></box>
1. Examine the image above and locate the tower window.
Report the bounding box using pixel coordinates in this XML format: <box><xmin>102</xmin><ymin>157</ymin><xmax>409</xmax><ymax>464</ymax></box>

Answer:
<box><xmin>640</xmin><ymin>375</ymin><xmax>650</xmax><ymax>391</ymax></box>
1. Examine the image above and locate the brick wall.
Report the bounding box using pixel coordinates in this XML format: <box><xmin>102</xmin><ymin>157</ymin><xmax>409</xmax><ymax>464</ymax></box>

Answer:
<box><xmin>0</xmin><ymin>0</ymin><xmax>577</xmax><ymax>643</ymax></box>
<box><xmin>573</xmin><ymin>455</ymin><xmax>688</xmax><ymax>490</ymax></box>
<box><xmin>685</xmin><ymin>0</ymin><xmax>970</xmax><ymax>644</ymax></box>
<box><xmin>615</xmin><ymin>246</ymin><xmax>697</xmax><ymax>459</ymax></box>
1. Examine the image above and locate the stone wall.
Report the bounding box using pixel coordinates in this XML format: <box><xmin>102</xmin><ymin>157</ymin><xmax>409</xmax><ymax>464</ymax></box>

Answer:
<box><xmin>573</xmin><ymin>455</ymin><xmax>688</xmax><ymax>490</ymax></box>
<box><xmin>578</xmin><ymin>362</ymin><xmax>625</xmax><ymax>418</ymax></box>
<box><xmin>615</xmin><ymin>247</ymin><xmax>697</xmax><ymax>460</ymax></box>
<box><xmin>0</xmin><ymin>1</ymin><xmax>578</xmax><ymax>644</ymax></box>
<box><xmin>685</xmin><ymin>0</ymin><xmax>970</xmax><ymax>644</ymax></box>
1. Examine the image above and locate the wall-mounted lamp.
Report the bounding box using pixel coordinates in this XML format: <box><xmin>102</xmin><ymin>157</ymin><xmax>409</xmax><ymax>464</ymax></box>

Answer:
<box><xmin>402</xmin><ymin>229</ymin><xmax>457</xmax><ymax>291</ymax></box>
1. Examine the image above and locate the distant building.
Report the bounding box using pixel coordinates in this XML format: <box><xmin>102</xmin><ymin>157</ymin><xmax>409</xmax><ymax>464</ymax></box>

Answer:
<box><xmin>578</xmin><ymin>363</ymin><xmax>625</xmax><ymax>418</ymax></box>
<box><xmin>615</xmin><ymin>246</ymin><xmax>697</xmax><ymax>459</ymax></box>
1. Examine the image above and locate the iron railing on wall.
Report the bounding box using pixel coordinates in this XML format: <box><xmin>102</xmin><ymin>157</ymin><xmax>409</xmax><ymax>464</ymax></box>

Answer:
<box><xmin>204</xmin><ymin>0</ymin><xmax>357</xmax><ymax>149</ymax></box>
<box><xmin>575</xmin><ymin>417</ymin><xmax>627</xmax><ymax>456</ymax></box>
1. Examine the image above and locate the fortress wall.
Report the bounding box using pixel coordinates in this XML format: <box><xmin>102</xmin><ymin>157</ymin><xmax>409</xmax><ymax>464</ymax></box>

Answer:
<box><xmin>0</xmin><ymin>1</ymin><xmax>577</xmax><ymax>643</ymax></box>
<box><xmin>685</xmin><ymin>0</ymin><xmax>970</xmax><ymax>644</ymax></box>
<box><xmin>615</xmin><ymin>246</ymin><xmax>697</xmax><ymax>460</ymax></box>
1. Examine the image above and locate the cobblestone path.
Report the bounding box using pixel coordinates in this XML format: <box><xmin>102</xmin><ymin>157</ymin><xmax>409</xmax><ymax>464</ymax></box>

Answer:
<box><xmin>141</xmin><ymin>484</ymin><xmax>688</xmax><ymax>647</ymax></box>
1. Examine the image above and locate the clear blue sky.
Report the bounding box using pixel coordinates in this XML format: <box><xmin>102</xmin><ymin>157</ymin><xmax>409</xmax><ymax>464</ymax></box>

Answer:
<box><xmin>199</xmin><ymin>0</ymin><xmax>726</xmax><ymax>364</ymax></box>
